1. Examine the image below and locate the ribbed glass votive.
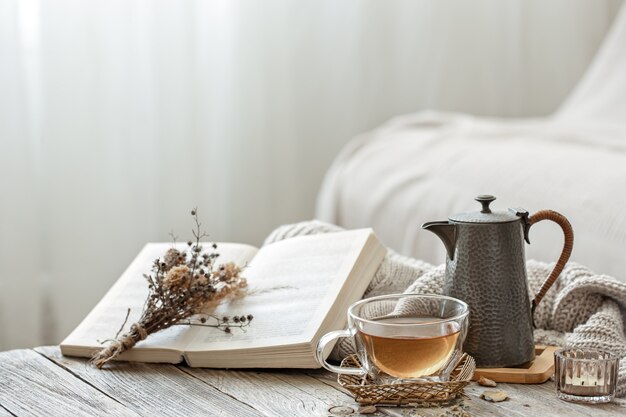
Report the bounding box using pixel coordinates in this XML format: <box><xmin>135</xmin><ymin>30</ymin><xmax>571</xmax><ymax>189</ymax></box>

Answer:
<box><xmin>554</xmin><ymin>349</ymin><xmax>619</xmax><ymax>404</ymax></box>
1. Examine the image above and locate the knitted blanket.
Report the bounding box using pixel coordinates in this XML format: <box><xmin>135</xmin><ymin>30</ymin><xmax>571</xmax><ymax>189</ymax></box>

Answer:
<box><xmin>265</xmin><ymin>220</ymin><xmax>626</xmax><ymax>398</ymax></box>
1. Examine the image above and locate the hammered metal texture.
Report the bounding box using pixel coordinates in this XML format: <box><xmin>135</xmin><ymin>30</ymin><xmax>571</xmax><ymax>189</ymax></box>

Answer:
<box><xmin>443</xmin><ymin>221</ymin><xmax>535</xmax><ymax>368</ymax></box>
<box><xmin>449</xmin><ymin>209</ymin><xmax>519</xmax><ymax>224</ymax></box>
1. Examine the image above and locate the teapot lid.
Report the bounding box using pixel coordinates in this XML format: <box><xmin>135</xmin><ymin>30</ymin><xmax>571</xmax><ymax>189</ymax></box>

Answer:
<box><xmin>449</xmin><ymin>195</ymin><xmax>520</xmax><ymax>224</ymax></box>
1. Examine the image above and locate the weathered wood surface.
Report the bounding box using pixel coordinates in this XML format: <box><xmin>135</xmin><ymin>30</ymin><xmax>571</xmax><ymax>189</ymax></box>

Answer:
<box><xmin>0</xmin><ymin>347</ymin><xmax>623</xmax><ymax>417</ymax></box>
<box><xmin>34</xmin><ymin>347</ymin><xmax>262</xmax><ymax>417</ymax></box>
<box><xmin>182</xmin><ymin>367</ymin><xmax>357</xmax><ymax>416</ymax></box>
<box><xmin>307</xmin><ymin>367</ymin><xmax>626</xmax><ymax>417</ymax></box>
<box><xmin>0</xmin><ymin>349</ymin><xmax>138</xmax><ymax>417</ymax></box>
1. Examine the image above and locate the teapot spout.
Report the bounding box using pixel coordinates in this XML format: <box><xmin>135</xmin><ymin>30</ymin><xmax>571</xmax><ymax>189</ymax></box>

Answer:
<box><xmin>421</xmin><ymin>221</ymin><xmax>457</xmax><ymax>260</ymax></box>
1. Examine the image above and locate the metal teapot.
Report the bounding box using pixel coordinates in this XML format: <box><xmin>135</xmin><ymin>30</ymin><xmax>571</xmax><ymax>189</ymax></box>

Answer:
<box><xmin>422</xmin><ymin>195</ymin><xmax>573</xmax><ymax>367</ymax></box>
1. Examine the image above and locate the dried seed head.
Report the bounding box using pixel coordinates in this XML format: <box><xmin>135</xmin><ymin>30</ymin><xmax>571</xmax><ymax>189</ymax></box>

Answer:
<box><xmin>212</xmin><ymin>263</ymin><xmax>241</xmax><ymax>282</ymax></box>
<box><xmin>164</xmin><ymin>248</ymin><xmax>184</xmax><ymax>270</ymax></box>
<box><xmin>162</xmin><ymin>265</ymin><xmax>192</xmax><ymax>291</ymax></box>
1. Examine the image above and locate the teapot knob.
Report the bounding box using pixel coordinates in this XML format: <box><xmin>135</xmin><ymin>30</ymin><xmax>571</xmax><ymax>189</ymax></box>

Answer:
<box><xmin>475</xmin><ymin>195</ymin><xmax>496</xmax><ymax>213</ymax></box>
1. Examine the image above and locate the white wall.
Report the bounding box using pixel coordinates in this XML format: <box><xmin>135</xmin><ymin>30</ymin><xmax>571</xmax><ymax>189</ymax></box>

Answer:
<box><xmin>0</xmin><ymin>0</ymin><xmax>622</xmax><ymax>349</ymax></box>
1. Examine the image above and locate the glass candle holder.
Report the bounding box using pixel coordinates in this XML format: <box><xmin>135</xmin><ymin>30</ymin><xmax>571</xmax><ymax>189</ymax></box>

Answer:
<box><xmin>554</xmin><ymin>349</ymin><xmax>619</xmax><ymax>404</ymax></box>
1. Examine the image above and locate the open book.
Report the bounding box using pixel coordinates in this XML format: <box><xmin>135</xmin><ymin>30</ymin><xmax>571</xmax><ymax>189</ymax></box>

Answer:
<box><xmin>61</xmin><ymin>229</ymin><xmax>385</xmax><ymax>368</ymax></box>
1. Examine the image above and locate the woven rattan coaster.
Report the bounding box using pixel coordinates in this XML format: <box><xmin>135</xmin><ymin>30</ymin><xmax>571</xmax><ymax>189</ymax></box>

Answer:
<box><xmin>337</xmin><ymin>354</ymin><xmax>476</xmax><ymax>406</ymax></box>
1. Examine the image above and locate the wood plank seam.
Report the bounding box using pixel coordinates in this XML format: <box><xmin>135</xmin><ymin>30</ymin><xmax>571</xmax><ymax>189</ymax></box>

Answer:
<box><xmin>179</xmin><ymin>366</ymin><xmax>368</xmax><ymax>417</ymax></box>
<box><xmin>274</xmin><ymin>373</ymin><xmax>343</xmax><ymax>400</ymax></box>
<box><xmin>0</xmin><ymin>403</ymin><xmax>17</xmax><ymax>417</ymax></box>
<box><xmin>304</xmin><ymin>373</ymin><xmax>352</xmax><ymax>396</ymax></box>
<box><xmin>33</xmin><ymin>348</ymin><xmax>129</xmax><ymax>409</ymax></box>
<box><xmin>175</xmin><ymin>367</ymin><xmax>269</xmax><ymax>416</ymax></box>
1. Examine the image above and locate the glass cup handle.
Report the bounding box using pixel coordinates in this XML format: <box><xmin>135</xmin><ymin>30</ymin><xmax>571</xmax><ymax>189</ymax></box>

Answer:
<box><xmin>316</xmin><ymin>329</ymin><xmax>366</xmax><ymax>375</ymax></box>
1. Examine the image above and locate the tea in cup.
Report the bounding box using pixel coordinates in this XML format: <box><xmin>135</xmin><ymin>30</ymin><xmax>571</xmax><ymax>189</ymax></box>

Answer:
<box><xmin>316</xmin><ymin>294</ymin><xmax>469</xmax><ymax>383</ymax></box>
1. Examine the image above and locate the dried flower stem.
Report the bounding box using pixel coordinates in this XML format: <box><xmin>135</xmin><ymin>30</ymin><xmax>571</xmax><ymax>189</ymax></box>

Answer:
<box><xmin>174</xmin><ymin>315</ymin><xmax>253</xmax><ymax>333</ymax></box>
<box><xmin>114</xmin><ymin>308</ymin><xmax>131</xmax><ymax>339</ymax></box>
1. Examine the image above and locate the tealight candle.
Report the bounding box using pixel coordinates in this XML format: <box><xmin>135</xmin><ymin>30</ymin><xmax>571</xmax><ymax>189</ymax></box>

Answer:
<box><xmin>554</xmin><ymin>349</ymin><xmax>618</xmax><ymax>404</ymax></box>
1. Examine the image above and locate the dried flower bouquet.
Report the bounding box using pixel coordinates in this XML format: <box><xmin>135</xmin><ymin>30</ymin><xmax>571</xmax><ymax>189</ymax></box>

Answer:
<box><xmin>91</xmin><ymin>209</ymin><xmax>251</xmax><ymax>368</ymax></box>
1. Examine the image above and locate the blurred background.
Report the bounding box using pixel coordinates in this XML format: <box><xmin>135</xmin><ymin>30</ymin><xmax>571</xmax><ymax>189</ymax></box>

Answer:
<box><xmin>1</xmin><ymin>0</ymin><xmax>624</xmax><ymax>350</ymax></box>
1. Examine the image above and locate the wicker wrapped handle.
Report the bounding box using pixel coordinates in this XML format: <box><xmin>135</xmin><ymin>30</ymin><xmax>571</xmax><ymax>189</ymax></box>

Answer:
<box><xmin>529</xmin><ymin>210</ymin><xmax>574</xmax><ymax>310</ymax></box>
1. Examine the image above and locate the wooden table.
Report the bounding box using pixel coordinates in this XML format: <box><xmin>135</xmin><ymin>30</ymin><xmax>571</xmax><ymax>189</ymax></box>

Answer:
<box><xmin>0</xmin><ymin>347</ymin><xmax>623</xmax><ymax>417</ymax></box>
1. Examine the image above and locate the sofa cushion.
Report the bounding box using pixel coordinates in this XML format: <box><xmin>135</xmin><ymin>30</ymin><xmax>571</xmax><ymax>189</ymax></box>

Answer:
<box><xmin>317</xmin><ymin>111</ymin><xmax>626</xmax><ymax>281</ymax></box>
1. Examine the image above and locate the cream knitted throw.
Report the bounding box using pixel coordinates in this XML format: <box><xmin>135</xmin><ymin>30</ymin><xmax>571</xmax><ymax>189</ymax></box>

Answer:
<box><xmin>265</xmin><ymin>220</ymin><xmax>626</xmax><ymax>398</ymax></box>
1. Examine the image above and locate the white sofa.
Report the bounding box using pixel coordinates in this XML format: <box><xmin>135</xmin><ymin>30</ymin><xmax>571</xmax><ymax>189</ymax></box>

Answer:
<box><xmin>317</xmin><ymin>5</ymin><xmax>626</xmax><ymax>281</ymax></box>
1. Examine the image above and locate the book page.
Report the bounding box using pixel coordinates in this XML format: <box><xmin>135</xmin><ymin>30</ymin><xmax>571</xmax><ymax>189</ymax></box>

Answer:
<box><xmin>61</xmin><ymin>242</ymin><xmax>258</xmax><ymax>356</ymax></box>
<box><xmin>186</xmin><ymin>229</ymin><xmax>376</xmax><ymax>352</ymax></box>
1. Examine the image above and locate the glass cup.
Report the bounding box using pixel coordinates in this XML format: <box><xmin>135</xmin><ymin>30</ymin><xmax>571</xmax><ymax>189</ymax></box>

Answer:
<box><xmin>316</xmin><ymin>294</ymin><xmax>469</xmax><ymax>384</ymax></box>
<box><xmin>554</xmin><ymin>349</ymin><xmax>619</xmax><ymax>404</ymax></box>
